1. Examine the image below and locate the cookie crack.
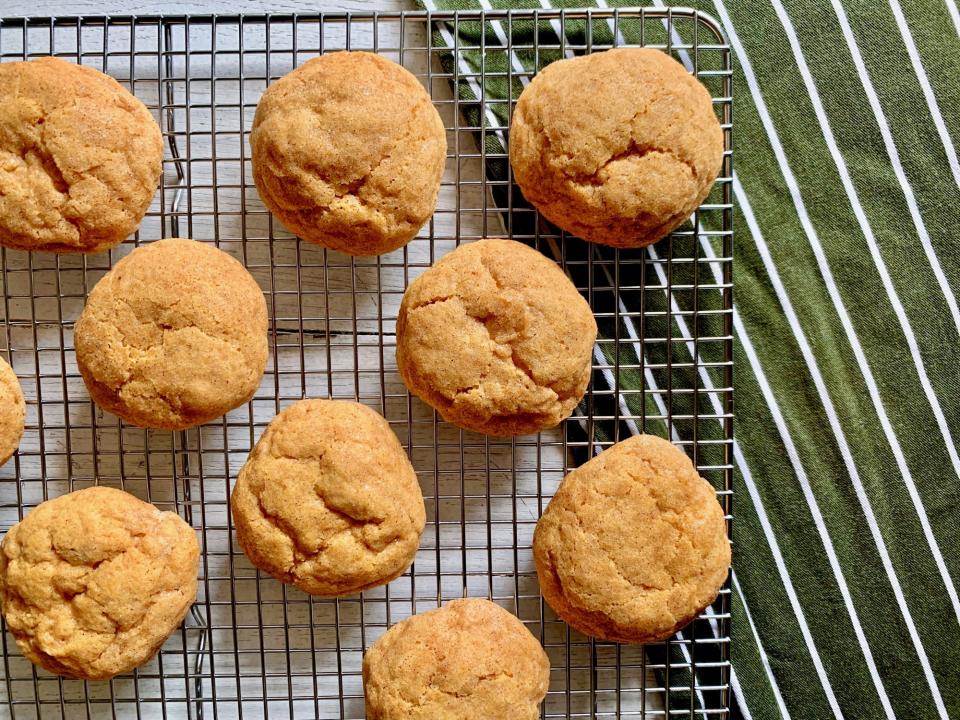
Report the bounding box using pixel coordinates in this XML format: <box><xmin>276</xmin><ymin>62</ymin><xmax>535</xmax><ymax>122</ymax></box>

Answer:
<box><xmin>86</xmin><ymin>290</ymin><xmax>253</xmax><ymax>418</ymax></box>
<box><xmin>263</xmin><ymin>447</ymin><xmax>387</xmax><ymax>540</ymax></box>
<box><xmin>287</xmin><ymin>96</ymin><xmax>436</xmax><ymax>225</ymax></box>
<box><xmin>22</xmin><ymin>144</ymin><xmax>68</xmax><ymax>194</ymax></box>
<box><xmin>4</xmin><ymin>517</ymin><xmax>188</xmax><ymax>673</ymax></box>
<box><xmin>2</xmin><ymin>91</ymin><xmax>153</xmax><ymax>250</ymax></box>
<box><xmin>252</xmin><ymin>467</ymin><xmax>388</xmax><ymax>572</ymax></box>
<box><xmin>550</xmin><ymin>500</ymin><xmax>682</xmax><ymax>604</ymax></box>
<box><xmin>73</xmin><ymin>585</ymin><xmax>188</xmax><ymax>673</ymax></box>
<box><xmin>479</xmin><ymin>250</ymin><xmax>578</xmax><ymax>401</ymax></box>
<box><xmin>254</xmin><ymin>491</ymin><xmax>319</xmax><ymax>565</ymax></box>
<box><xmin>114</xmin><ymin>293</ymin><xmax>195</xmax><ymax>342</ymax></box>
<box><xmin>580</xmin><ymin>142</ymin><xmax>697</xmax><ymax>187</ymax></box>
<box><xmin>452</xmin><ymin>368</ymin><xmax>488</xmax><ymax>398</ymax></box>
<box><xmin>609</xmin><ymin>142</ymin><xmax>673</xmax><ymax>172</ymax></box>
<box><xmin>594</xmin><ymin>478</ymin><xmax>703</xmax><ymax>582</ymax></box>
<box><xmin>476</xmin><ymin>250</ymin><xmax>506</xmax><ymax>294</ymax></box>
<box><xmin>508</xmin><ymin>347</ymin><xmax>542</xmax><ymax>392</ymax></box>
<box><xmin>478</xmin><ymin>254</ymin><xmax>562</xmax><ymax>396</ymax></box>
<box><xmin>316</xmin><ymin>490</ymin><xmax>384</xmax><ymax>540</ymax></box>
<box><xmin>38</xmin><ymin>525</ymin><xmax>142</xmax><ymax>567</ymax></box>
<box><xmin>410</xmin><ymin>252</ymin><xmax>572</xmax><ymax>416</ymax></box>
<box><xmin>410</xmin><ymin>294</ymin><xmax>455</xmax><ymax>311</ymax></box>
<box><xmin>527</xmin><ymin>97</ymin><xmax>698</xmax><ymax>189</ymax></box>
<box><xmin>264</xmin><ymin>435</ymin><xmax>415</xmax><ymax>535</ymax></box>
<box><xmin>7</xmin><ymin>141</ymin><xmax>85</xmax><ymax>242</ymax></box>
<box><xmin>466</xmin><ymin>310</ymin><xmax>561</xmax><ymax>407</ymax></box>
<box><xmin>387</xmin><ymin>667</ymin><xmax>518</xmax><ymax>710</ymax></box>
<box><xmin>0</xmin><ymin>67</ymin><xmax>162</xmax><ymax>252</ymax></box>
<box><xmin>545</xmin><ymin>540</ymin><xmax>675</xmax><ymax>634</ymax></box>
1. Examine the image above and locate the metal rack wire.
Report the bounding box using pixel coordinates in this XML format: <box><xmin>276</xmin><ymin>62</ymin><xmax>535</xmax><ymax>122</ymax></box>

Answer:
<box><xmin>0</xmin><ymin>9</ymin><xmax>733</xmax><ymax>719</ymax></box>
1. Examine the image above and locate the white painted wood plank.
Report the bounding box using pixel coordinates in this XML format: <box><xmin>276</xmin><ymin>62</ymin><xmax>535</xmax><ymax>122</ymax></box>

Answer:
<box><xmin>3</xmin><ymin>1</ymin><xmax>411</xmax><ymax>19</ymax></box>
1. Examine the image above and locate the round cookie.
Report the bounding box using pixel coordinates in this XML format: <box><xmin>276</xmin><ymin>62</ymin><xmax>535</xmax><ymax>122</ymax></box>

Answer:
<box><xmin>0</xmin><ymin>57</ymin><xmax>163</xmax><ymax>254</ymax></box>
<box><xmin>533</xmin><ymin>434</ymin><xmax>730</xmax><ymax>644</ymax></box>
<box><xmin>396</xmin><ymin>239</ymin><xmax>597</xmax><ymax>437</ymax></box>
<box><xmin>0</xmin><ymin>486</ymin><xmax>199</xmax><ymax>680</ymax></box>
<box><xmin>231</xmin><ymin>399</ymin><xmax>425</xmax><ymax>597</ymax></box>
<box><xmin>0</xmin><ymin>356</ymin><xmax>25</xmax><ymax>466</ymax></box>
<box><xmin>74</xmin><ymin>238</ymin><xmax>268</xmax><ymax>430</ymax></box>
<box><xmin>363</xmin><ymin>598</ymin><xmax>550</xmax><ymax>719</ymax></box>
<box><xmin>509</xmin><ymin>48</ymin><xmax>724</xmax><ymax>249</ymax></box>
<box><xmin>250</xmin><ymin>51</ymin><xmax>446</xmax><ymax>256</ymax></box>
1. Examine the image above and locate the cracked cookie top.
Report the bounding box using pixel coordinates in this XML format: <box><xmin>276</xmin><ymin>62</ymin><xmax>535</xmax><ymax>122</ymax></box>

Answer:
<box><xmin>74</xmin><ymin>238</ymin><xmax>269</xmax><ymax>429</ymax></box>
<box><xmin>533</xmin><ymin>434</ymin><xmax>730</xmax><ymax>644</ymax></box>
<box><xmin>396</xmin><ymin>239</ymin><xmax>597</xmax><ymax>437</ymax></box>
<box><xmin>0</xmin><ymin>57</ymin><xmax>163</xmax><ymax>254</ymax></box>
<box><xmin>0</xmin><ymin>486</ymin><xmax>199</xmax><ymax>680</ymax></box>
<box><xmin>250</xmin><ymin>51</ymin><xmax>446</xmax><ymax>256</ymax></box>
<box><xmin>231</xmin><ymin>399</ymin><xmax>426</xmax><ymax>597</ymax></box>
<box><xmin>363</xmin><ymin>598</ymin><xmax>550</xmax><ymax>720</ymax></box>
<box><xmin>509</xmin><ymin>48</ymin><xmax>724</xmax><ymax>249</ymax></box>
<box><xmin>0</xmin><ymin>356</ymin><xmax>25</xmax><ymax>466</ymax></box>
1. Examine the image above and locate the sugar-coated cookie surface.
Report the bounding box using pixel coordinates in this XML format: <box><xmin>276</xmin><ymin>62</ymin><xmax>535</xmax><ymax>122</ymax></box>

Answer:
<box><xmin>396</xmin><ymin>239</ymin><xmax>597</xmax><ymax>436</ymax></box>
<box><xmin>74</xmin><ymin>238</ymin><xmax>268</xmax><ymax>430</ymax></box>
<box><xmin>533</xmin><ymin>434</ymin><xmax>730</xmax><ymax>644</ymax></box>
<box><xmin>231</xmin><ymin>399</ymin><xmax>425</xmax><ymax>597</ymax></box>
<box><xmin>363</xmin><ymin>598</ymin><xmax>550</xmax><ymax>719</ymax></box>
<box><xmin>510</xmin><ymin>48</ymin><xmax>723</xmax><ymax>248</ymax></box>
<box><xmin>0</xmin><ymin>57</ymin><xmax>163</xmax><ymax>253</ymax></box>
<box><xmin>0</xmin><ymin>487</ymin><xmax>199</xmax><ymax>680</ymax></box>
<box><xmin>250</xmin><ymin>51</ymin><xmax>446</xmax><ymax>256</ymax></box>
<box><xmin>0</xmin><ymin>356</ymin><xmax>25</xmax><ymax>466</ymax></box>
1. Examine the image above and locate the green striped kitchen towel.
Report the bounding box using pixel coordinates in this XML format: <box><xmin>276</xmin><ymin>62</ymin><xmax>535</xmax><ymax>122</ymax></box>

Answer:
<box><xmin>416</xmin><ymin>1</ymin><xmax>960</xmax><ymax>719</ymax></box>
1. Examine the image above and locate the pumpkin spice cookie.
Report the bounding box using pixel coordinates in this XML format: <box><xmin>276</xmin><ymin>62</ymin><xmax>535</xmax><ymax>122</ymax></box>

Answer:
<box><xmin>533</xmin><ymin>434</ymin><xmax>730</xmax><ymax>644</ymax></box>
<box><xmin>231</xmin><ymin>399</ymin><xmax>425</xmax><ymax>597</ymax></box>
<box><xmin>74</xmin><ymin>238</ymin><xmax>268</xmax><ymax>429</ymax></box>
<box><xmin>396</xmin><ymin>239</ymin><xmax>597</xmax><ymax>437</ymax></box>
<box><xmin>510</xmin><ymin>48</ymin><xmax>724</xmax><ymax>248</ymax></box>
<box><xmin>0</xmin><ymin>57</ymin><xmax>163</xmax><ymax>253</ymax></box>
<box><xmin>363</xmin><ymin>598</ymin><xmax>550</xmax><ymax>719</ymax></box>
<box><xmin>250</xmin><ymin>51</ymin><xmax>446</xmax><ymax>256</ymax></box>
<box><xmin>0</xmin><ymin>486</ymin><xmax>199</xmax><ymax>680</ymax></box>
<box><xmin>0</xmin><ymin>356</ymin><xmax>25</xmax><ymax>466</ymax></box>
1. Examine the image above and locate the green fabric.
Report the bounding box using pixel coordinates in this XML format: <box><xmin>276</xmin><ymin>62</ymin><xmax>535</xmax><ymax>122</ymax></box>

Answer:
<box><xmin>415</xmin><ymin>1</ymin><xmax>960</xmax><ymax>719</ymax></box>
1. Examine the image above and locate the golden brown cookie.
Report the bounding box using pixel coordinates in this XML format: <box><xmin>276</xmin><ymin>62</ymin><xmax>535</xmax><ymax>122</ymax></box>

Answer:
<box><xmin>0</xmin><ymin>57</ymin><xmax>163</xmax><ymax>254</ymax></box>
<box><xmin>250</xmin><ymin>51</ymin><xmax>446</xmax><ymax>256</ymax></box>
<box><xmin>533</xmin><ymin>434</ymin><xmax>730</xmax><ymax>644</ymax></box>
<box><xmin>396</xmin><ymin>239</ymin><xmax>597</xmax><ymax>437</ymax></box>
<box><xmin>363</xmin><ymin>598</ymin><xmax>550</xmax><ymax>719</ymax></box>
<box><xmin>231</xmin><ymin>399</ymin><xmax>425</xmax><ymax>597</ymax></box>
<box><xmin>510</xmin><ymin>48</ymin><xmax>724</xmax><ymax>249</ymax></box>
<box><xmin>0</xmin><ymin>356</ymin><xmax>25</xmax><ymax>466</ymax></box>
<box><xmin>74</xmin><ymin>238</ymin><xmax>268</xmax><ymax>429</ymax></box>
<box><xmin>0</xmin><ymin>486</ymin><xmax>199</xmax><ymax>680</ymax></box>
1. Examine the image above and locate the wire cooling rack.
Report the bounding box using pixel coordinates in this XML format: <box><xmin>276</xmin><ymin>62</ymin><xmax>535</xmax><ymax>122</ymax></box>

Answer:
<box><xmin>0</xmin><ymin>8</ymin><xmax>733</xmax><ymax>719</ymax></box>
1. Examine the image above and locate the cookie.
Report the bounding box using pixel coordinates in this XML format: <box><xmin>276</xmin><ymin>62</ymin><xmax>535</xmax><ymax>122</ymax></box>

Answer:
<box><xmin>0</xmin><ymin>57</ymin><xmax>163</xmax><ymax>254</ymax></box>
<box><xmin>74</xmin><ymin>238</ymin><xmax>268</xmax><ymax>429</ymax></box>
<box><xmin>0</xmin><ymin>356</ymin><xmax>25</xmax><ymax>466</ymax></box>
<box><xmin>533</xmin><ymin>434</ymin><xmax>730</xmax><ymax>644</ymax></box>
<box><xmin>363</xmin><ymin>598</ymin><xmax>550</xmax><ymax>719</ymax></box>
<box><xmin>231</xmin><ymin>399</ymin><xmax>425</xmax><ymax>597</ymax></box>
<box><xmin>251</xmin><ymin>51</ymin><xmax>446</xmax><ymax>256</ymax></box>
<box><xmin>510</xmin><ymin>48</ymin><xmax>724</xmax><ymax>248</ymax></box>
<box><xmin>0</xmin><ymin>486</ymin><xmax>199</xmax><ymax>680</ymax></box>
<box><xmin>396</xmin><ymin>239</ymin><xmax>597</xmax><ymax>436</ymax></box>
